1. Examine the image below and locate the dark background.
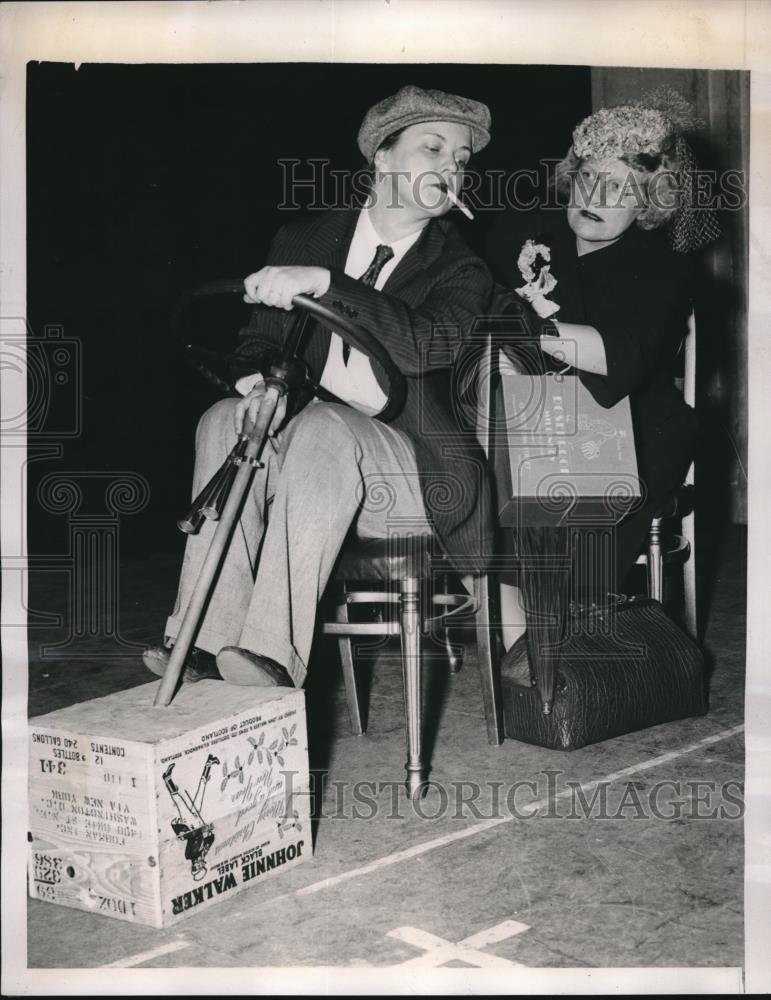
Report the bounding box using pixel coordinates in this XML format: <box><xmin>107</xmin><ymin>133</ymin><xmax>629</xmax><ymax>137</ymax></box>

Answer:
<box><xmin>26</xmin><ymin>61</ymin><xmax>590</xmax><ymax>557</ymax></box>
<box><xmin>27</xmin><ymin>62</ymin><xmax>746</xmax><ymax>566</ymax></box>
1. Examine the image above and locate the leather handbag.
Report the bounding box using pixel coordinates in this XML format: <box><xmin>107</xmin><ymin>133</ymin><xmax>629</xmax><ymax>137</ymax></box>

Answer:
<box><xmin>501</xmin><ymin>596</ymin><xmax>707</xmax><ymax>750</ymax></box>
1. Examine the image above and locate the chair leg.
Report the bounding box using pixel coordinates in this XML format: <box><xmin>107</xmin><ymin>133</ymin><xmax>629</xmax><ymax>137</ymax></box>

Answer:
<box><xmin>337</xmin><ymin>592</ymin><xmax>364</xmax><ymax>735</ymax></box>
<box><xmin>439</xmin><ymin>573</ymin><xmax>464</xmax><ymax>674</ymax></box>
<box><xmin>682</xmin><ymin>509</ymin><xmax>697</xmax><ymax>637</ymax></box>
<box><xmin>399</xmin><ymin>575</ymin><xmax>423</xmax><ymax>797</ymax></box>
<box><xmin>646</xmin><ymin>517</ymin><xmax>664</xmax><ymax>604</ymax></box>
<box><xmin>474</xmin><ymin>574</ymin><xmax>504</xmax><ymax>746</ymax></box>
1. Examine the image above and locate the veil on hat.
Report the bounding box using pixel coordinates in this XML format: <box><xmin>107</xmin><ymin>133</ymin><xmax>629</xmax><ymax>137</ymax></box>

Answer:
<box><xmin>572</xmin><ymin>87</ymin><xmax>721</xmax><ymax>253</ymax></box>
<box><xmin>640</xmin><ymin>87</ymin><xmax>721</xmax><ymax>253</ymax></box>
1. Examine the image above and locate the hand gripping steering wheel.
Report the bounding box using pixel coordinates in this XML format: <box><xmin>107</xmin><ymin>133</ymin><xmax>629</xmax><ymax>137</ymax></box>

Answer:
<box><xmin>179</xmin><ymin>280</ymin><xmax>407</xmax><ymax>424</ymax></box>
<box><xmin>157</xmin><ymin>283</ymin><xmax>407</xmax><ymax>708</ymax></box>
<box><xmin>289</xmin><ymin>293</ymin><xmax>406</xmax><ymax>424</ymax></box>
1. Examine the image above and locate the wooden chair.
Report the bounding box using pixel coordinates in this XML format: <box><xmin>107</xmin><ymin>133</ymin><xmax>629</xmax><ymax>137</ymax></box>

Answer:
<box><xmin>322</xmin><ymin>548</ymin><xmax>502</xmax><ymax>798</ymax></box>
<box><xmin>173</xmin><ymin>282</ymin><xmax>503</xmax><ymax>792</ymax></box>
<box><xmin>321</xmin><ymin>337</ymin><xmax>504</xmax><ymax>798</ymax></box>
<box><xmin>636</xmin><ymin>311</ymin><xmax>697</xmax><ymax>635</ymax></box>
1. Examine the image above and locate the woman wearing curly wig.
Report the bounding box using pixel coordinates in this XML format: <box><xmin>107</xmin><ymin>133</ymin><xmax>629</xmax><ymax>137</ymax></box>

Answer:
<box><xmin>485</xmin><ymin>91</ymin><xmax>720</xmax><ymax>685</ymax></box>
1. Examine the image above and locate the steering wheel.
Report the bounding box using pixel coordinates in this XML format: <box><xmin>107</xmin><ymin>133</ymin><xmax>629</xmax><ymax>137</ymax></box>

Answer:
<box><xmin>177</xmin><ymin>280</ymin><xmax>407</xmax><ymax>424</ymax></box>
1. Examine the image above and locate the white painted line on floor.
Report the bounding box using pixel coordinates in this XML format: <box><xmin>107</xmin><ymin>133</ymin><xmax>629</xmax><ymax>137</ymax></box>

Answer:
<box><xmin>296</xmin><ymin>723</ymin><xmax>744</xmax><ymax>897</ymax></box>
<box><xmin>388</xmin><ymin>927</ymin><xmax>513</xmax><ymax>967</ymax></box>
<box><xmin>296</xmin><ymin>817</ymin><xmax>505</xmax><ymax>895</ymax></box>
<box><xmin>101</xmin><ymin>940</ymin><xmax>191</xmax><ymax>968</ymax></box>
<box><xmin>462</xmin><ymin>918</ymin><xmax>531</xmax><ymax>949</ymax></box>
<box><xmin>388</xmin><ymin>920</ymin><xmax>529</xmax><ymax>967</ymax></box>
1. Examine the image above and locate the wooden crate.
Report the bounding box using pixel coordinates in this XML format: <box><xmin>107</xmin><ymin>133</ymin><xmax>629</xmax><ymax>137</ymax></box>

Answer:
<box><xmin>28</xmin><ymin>680</ymin><xmax>310</xmax><ymax>928</ymax></box>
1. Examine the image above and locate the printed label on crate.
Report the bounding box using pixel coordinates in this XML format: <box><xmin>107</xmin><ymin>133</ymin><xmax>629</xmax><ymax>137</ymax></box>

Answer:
<box><xmin>28</xmin><ymin>834</ymin><xmax>160</xmax><ymax>925</ymax></box>
<box><xmin>161</xmin><ymin>819</ymin><xmax>308</xmax><ymax>921</ymax></box>
<box><xmin>29</xmin><ymin>728</ymin><xmax>152</xmax><ymax>852</ymax></box>
<box><xmin>154</xmin><ymin>699</ymin><xmax>308</xmax><ymax>909</ymax></box>
<box><xmin>28</xmin><ymin>686</ymin><xmax>310</xmax><ymax>928</ymax></box>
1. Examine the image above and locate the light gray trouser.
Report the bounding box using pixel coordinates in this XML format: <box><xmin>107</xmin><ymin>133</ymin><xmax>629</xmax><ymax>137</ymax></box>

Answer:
<box><xmin>166</xmin><ymin>399</ymin><xmax>431</xmax><ymax>686</ymax></box>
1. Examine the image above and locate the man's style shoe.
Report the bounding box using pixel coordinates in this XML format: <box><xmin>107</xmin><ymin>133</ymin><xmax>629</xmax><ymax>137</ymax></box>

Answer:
<box><xmin>216</xmin><ymin>646</ymin><xmax>293</xmax><ymax>687</ymax></box>
<box><xmin>142</xmin><ymin>644</ymin><xmax>222</xmax><ymax>683</ymax></box>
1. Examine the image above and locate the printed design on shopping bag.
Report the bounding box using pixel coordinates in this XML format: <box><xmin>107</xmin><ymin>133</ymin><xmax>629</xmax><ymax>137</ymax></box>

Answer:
<box><xmin>573</xmin><ymin>413</ymin><xmax>629</xmax><ymax>461</ymax></box>
<box><xmin>162</xmin><ymin>753</ymin><xmax>219</xmax><ymax>881</ymax></box>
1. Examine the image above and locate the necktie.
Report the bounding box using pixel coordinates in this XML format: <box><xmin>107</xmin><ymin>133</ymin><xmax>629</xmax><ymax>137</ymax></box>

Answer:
<box><xmin>342</xmin><ymin>243</ymin><xmax>394</xmax><ymax>364</ymax></box>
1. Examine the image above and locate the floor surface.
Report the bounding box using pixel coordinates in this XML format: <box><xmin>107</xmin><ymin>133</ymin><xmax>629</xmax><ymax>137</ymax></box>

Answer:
<box><xmin>22</xmin><ymin>526</ymin><xmax>746</xmax><ymax>975</ymax></box>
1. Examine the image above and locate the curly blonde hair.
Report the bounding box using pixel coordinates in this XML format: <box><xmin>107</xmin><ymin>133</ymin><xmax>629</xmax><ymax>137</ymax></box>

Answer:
<box><xmin>553</xmin><ymin>93</ymin><xmax>720</xmax><ymax>251</ymax></box>
<box><xmin>554</xmin><ymin>145</ymin><xmax>681</xmax><ymax>230</ymax></box>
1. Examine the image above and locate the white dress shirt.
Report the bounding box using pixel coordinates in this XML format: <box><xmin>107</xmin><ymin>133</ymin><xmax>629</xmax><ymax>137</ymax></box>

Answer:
<box><xmin>317</xmin><ymin>207</ymin><xmax>421</xmax><ymax>415</ymax></box>
<box><xmin>236</xmin><ymin>207</ymin><xmax>422</xmax><ymax>416</ymax></box>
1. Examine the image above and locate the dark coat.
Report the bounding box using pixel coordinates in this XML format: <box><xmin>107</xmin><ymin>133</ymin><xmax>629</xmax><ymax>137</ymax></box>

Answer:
<box><xmin>235</xmin><ymin>207</ymin><xmax>496</xmax><ymax>571</ymax></box>
<box><xmin>486</xmin><ymin>207</ymin><xmax>697</xmax><ymax>588</ymax></box>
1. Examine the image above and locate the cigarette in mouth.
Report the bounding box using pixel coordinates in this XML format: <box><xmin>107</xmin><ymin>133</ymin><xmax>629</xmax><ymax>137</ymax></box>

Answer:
<box><xmin>440</xmin><ymin>182</ymin><xmax>474</xmax><ymax>220</ymax></box>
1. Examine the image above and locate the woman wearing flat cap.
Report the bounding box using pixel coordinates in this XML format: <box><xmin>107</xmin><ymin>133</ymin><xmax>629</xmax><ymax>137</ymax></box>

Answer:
<box><xmin>486</xmin><ymin>89</ymin><xmax>720</xmax><ymax>682</ymax></box>
<box><xmin>144</xmin><ymin>84</ymin><xmax>495</xmax><ymax>687</ymax></box>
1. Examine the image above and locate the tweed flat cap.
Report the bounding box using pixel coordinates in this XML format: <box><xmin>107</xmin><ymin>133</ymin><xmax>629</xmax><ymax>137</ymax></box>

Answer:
<box><xmin>357</xmin><ymin>85</ymin><xmax>491</xmax><ymax>161</ymax></box>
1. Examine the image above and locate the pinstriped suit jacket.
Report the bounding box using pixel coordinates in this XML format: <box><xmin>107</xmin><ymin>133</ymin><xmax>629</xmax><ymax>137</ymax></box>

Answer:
<box><xmin>236</xmin><ymin>207</ymin><xmax>495</xmax><ymax>571</ymax></box>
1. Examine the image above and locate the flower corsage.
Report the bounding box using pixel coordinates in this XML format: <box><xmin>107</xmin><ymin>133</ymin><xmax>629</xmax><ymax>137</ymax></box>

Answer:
<box><xmin>515</xmin><ymin>240</ymin><xmax>560</xmax><ymax>321</ymax></box>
